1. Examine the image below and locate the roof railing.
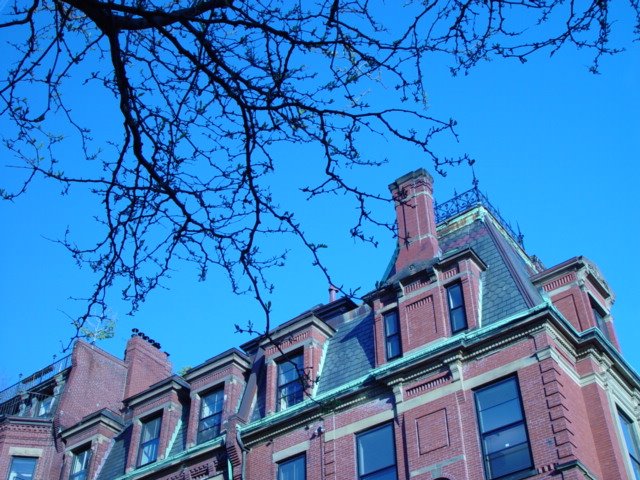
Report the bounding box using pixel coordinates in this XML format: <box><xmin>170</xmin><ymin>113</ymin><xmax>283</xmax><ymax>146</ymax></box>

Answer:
<box><xmin>434</xmin><ymin>178</ymin><xmax>525</xmax><ymax>248</ymax></box>
<box><xmin>0</xmin><ymin>354</ymin><xmax>72</xmax><ymax>406</ymax></box>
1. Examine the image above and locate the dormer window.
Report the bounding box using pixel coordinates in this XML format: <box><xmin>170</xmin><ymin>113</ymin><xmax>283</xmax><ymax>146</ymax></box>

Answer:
<box><xmin>591</xmin><ymin>300</ymin><xmax>611</xmax><ymax>342</ymax></box>
<box><xmin>198</xmin><ymin>388</ymin><xmax>224</xmax><ymax>443</ymax></box>
<box><xmin>277</xmin><ymin>353</ymin><xmax>304</xmax><ymax>411</ymax></box>
<box><xmin>69</xmin><ymin>446</ymin><xmax>91</xmax><ymax>480</ymax></box>
<box><xmin>446</xmin><ymin>283</ymin><xmax>467</xmax><ymax>333</ymax></box>
<box><xmin>384</xmin><ymin>310</ymin><xmax>401</xmax><ymax>360</ymax></box>
<box><xmin>137</xmin><ymin>415</ymin><xmax>162</xmax><ymax>466</ymax></box>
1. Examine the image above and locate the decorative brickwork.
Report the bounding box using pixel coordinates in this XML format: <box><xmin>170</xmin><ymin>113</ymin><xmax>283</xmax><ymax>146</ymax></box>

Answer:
<box><xmin>2</xmin><ymin>169</ymin><xmax>638</xmax><ymax>480</ymax></box>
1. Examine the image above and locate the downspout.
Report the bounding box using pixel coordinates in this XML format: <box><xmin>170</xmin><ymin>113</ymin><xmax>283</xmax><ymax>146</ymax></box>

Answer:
<box><xmin>236</xmin><ymin>428</ymin><xmax>249</xmax><ymax>480</ymax></box>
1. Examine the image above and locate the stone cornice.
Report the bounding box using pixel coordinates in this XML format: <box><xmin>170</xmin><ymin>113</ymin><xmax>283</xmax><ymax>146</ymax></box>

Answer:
<box><xmin>60</xmin><ymin>408</ymin><xmax>124</xmax><ymax>441</ymax></box>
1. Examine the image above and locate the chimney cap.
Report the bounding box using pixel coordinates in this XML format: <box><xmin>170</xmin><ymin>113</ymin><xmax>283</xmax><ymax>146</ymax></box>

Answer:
<box><xmin>388</xmin><ymin>168</ymin><xmax>433</xmax><ymax>193</ymax></box>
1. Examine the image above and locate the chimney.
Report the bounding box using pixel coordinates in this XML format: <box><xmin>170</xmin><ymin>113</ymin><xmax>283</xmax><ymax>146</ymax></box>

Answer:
<box><xmin>123</xmin><ymin>330</ymin><xmax>172</xmax><ymax>399</ymax></box>
<box><xmin>329</xmin><ymin>285</ymin><xmax>338</xmax><ymax>303</ymax></box>
<box><xmin>389</xmin><ymin>169</ymin><xmax>440</xmax><ymax>272</ymax></box>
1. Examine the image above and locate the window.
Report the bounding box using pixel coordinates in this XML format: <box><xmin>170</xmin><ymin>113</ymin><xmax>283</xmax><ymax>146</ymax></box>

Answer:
<box><xmin>198</xmin><ymin>388</ymin><xmax>224</xmax><ymax>443</ymax></box>
<box><xmin>137</xmin><ymin>415</ymin><xmax>162</xmax><ymax>466</ymax></box>
<box><xmin>356</xmin><ymin>423</ymin><xmax>398</xmax><ymax>480</ymax></box>
<box><xmin>277</xmin><ymin>353</ymin><xmax>304</xmax><ymax>411</ymax></box>
<box><xmin>37</xmin><ymin>395</ymin><xmax>54</xmax><ymax>417</ymax></box>
<box><xmin>384</xmin><ymin>310</ymin><xmax>401</xmax><ymax>360</ymax></box>
<box><xmin>618</xmin><ymin>409</ymin><xmax>640</xmax><ymax>479</ymax></box>
<box><xmin>591</xmin><ymin>300</ymin><xmax>611</xmax><ymax>342</ymax></box>
<box><xmin>8</xmin><ymin>457</ymin><xmax>37</xmax><ymax>480</ymax></box>
<box><xmin>69</xmin><ymin>447</ymin><xmax>91</xmax><ymax>480</ymax></box>
<box><xmin>278</xmin><ymin>454</ymin><xmax>306</xmax><ymax>480</ymax></box>
<box><xmin>475</xmin><ymin>377</ymin><xmax>533</xmax><ymax>479</ymax></box>
<box><xmin>446</xmin><ymin>283</ymin><xmax>467</xmax><ymax>333</ymax></box>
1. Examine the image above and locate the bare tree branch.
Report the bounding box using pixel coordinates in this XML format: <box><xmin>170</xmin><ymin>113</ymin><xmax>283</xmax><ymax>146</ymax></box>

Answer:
<box><xmin>0</xmin><ymin>0</ymin><xmax>636</xmax><ymax>346</ymax></box>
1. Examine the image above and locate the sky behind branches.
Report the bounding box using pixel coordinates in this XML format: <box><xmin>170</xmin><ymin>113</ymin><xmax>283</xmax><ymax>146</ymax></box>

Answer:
<box><xmin>0</xmin><ymin>3</ymin><xmax>638</xmax><ymax>388</ymax></box>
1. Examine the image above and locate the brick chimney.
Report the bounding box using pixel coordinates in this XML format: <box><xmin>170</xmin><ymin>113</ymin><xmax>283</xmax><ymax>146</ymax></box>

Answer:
<box><xmin>123</xmin><ymin>331</ymin><xmax>172</xmax><ymax>399</ymax></box>
<box><xmin>389</xmin><ymin>169</ymin><xmax>440</xmax><ymax>272</ymax></box>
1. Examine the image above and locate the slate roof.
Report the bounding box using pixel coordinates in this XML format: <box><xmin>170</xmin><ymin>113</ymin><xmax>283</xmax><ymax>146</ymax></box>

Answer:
<box><xmin>96</xmin><ymin>424</ymin><xmax>131</xmax><ymax>480</ymax></box>
<box><xmin>315</xmin><ymin>211</ymin><xmax>544</xmax><ymax>395</ymax></box>
<box><xmin>316</xmin><ymin>305</ymin><xmax>375</xmax><ymax>395</ymax></box>
<box><xmin>96</xmin><ymin>206</ymin><xmax>546</xmax><ymax>471</ymax></box>
<box><xmin>437</xmin><ymin>216</ymin><xmax>542</xmax><ymax>325</ymax></box>
<box><xmin>168</xmin><ymin>406</ymin><xmax>190</xmax><ymax>457</ymax></box>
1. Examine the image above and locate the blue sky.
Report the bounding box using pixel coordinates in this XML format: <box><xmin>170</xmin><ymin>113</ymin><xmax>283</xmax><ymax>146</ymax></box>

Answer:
<box><xmin>0</xmin><ymin>7</ymin><xmax>638</xmax><ymax>389</ymax></box>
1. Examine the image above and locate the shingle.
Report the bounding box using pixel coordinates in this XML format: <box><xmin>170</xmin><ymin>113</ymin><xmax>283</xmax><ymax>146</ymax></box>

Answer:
<box><xmin>96</xmin><ymin>424</ymin><xmax>132</xmax><ymax>480</ymax></box>
<box><xmin>316</xmin><ymin>307</ymin><xmax>375</xmax><ymax>395</ymax></box>
<box><xmin>168</xmin><ymin>406</ymin><xmax>190</xmax><ymax>456</ymax></box>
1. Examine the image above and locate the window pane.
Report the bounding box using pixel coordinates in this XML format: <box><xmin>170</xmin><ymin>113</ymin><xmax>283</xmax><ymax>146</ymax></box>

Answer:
<box><xmin>478</xmin><ymin>398</ymin><xmax>522</xmax><ymax>433</ymax></box>
<box><xmin>38</xmin><ymin>397</ymin><xmax>53</xmax><ymax>417</ymax></box>
<box><xmin>279</xmin><ymin>382</ymin><xmax>303</xmax><ymax>409</ymax></box>
<box><xmin>278</xmin><ymin>355</ymin><xmax>304</xmax><ymax>385</ymax></box>
<box><xmin>357</xmin><ymin>424</ymin><xmax>396</xmax><ymax>477</ymax></box>
<box><xmin>141</xmin><ymin>417</ymin><xmax>161</xmax><ymax>442</ymax></box>
<box><xmin>201</xmin><ymin>389</ymin><xmax>224</xmax><ymax>418</ymax></box>
<box><xmin>483</xmin><ymin>423</ymin><xmax>528</xmax><ymax>454</ymax></box>
<box><xmin>384</xmin><ymin>312</ymin><xmax>399</xmax><ymax>336</ymax></box>
<box><xmin>476</xmin><ymin>378</ymin><xmax>518</xmax><ymax>412</ymax></box>
<box><xmin>486</xmin><ymin>442</ymin><xmax>532</xmax><ymax>479</ymax></box>
<box><xmin>71</xmin><ymin>448</ymin><xmax>91</xmax><ymax>474</ymax></box>
<box><xmin>278</xmin><ymin>455</ymin><xmax>305</xmax><ymax>480</ymax></box>
<box><xmin>9</xmin><ymin>457</ymin><xmax>37</xmax><ymax>480</ymax></box>
<box><xmin>447</xmin><ymin>284</ymin><xmax>463</xmax><ymax>309</ymax></box>
<box><xmin>447</xmin><ymin>284</ymin><xmax>467</xmax><ymax>333</ymax></box>
<box><xmin>386</xmin><ymin>336</ymin><xmax>401</xmax><ymax>360</ymax></box>
<box><xmin>450</xmin><ymin>308</ymin><xmax>467</xmax><ymax>332</ymax></box>
<box><xmin>139</xmin><ymin>442</ymin><xmax>158</xmax><ymax>465</ymax></box>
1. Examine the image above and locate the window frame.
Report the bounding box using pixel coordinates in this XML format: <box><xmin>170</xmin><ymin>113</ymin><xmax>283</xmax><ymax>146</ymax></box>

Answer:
<box><xmin>136</xmin><ymin>414</ymin><xmax>162</xmax><ymax>467</ymax></box>
<box><xmin>474</xmin><ymin>376</ymin><xmax>534</xmax><ymax>480</ymax></box>
<box><xmin>69</xmin><ymin>446</ymin><xmax>91</xmax><ymax>480</ymax></box>
<box><xmin>356</xmin><ymin>422</ymin><xmax>398</xmax><ymax>480</ymax></box>
<box><xmin>276</xmin><ymin>352</ymin><xmax>305</xmax><ymax>411</ymax></box>
<box><xmin>277</xmin><ymin>453</ymin><xmax>306</xmax><ymax>480</ymax></box>
<box><xmin>7</xmin><ymin>456</ymin><xmax>37</xmax><ymax>480</ymax></box>
<box><xmin>617</xmin><ymin>407</ymin><xmax>640</xmax><ymax>479</ymax></box>
<box><xmin>590</xmin><ymin>298</ymin><xmax>611</xmax><ymax>342</ymax></box>
<box><xmin>446</xmin><ymin>282</ymin><xmax>468</xmax><ymax>334</ymax></box>
<box><xmin>197</xmin><ymin>387</ymin><xmax>224</xmax><ymax>444</ymax></box>
<box><xmin>383</xmin><ymin>310</ymin><xmax>402</xmax><ymax>361</ymax></box>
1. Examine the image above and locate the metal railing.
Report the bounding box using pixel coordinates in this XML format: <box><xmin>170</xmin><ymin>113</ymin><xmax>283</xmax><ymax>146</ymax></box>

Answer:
<box><xmin>0</xmin><ymin>391</ymin><xmax>57</xmax><ymax>418</ymax></box>
<box><xmin>0</xmin><ymin>354</ymin><xmax>71</xmax><ymax>407</ymax></box>
<box><xmin>435</xmin><ymin>181</ymin><xmax>525</xmax><ymax>248</ymax></box>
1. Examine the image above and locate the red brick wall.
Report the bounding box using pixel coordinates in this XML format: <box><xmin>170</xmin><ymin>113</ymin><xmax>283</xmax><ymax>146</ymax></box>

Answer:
<box><xmin>57</xmin><ymin>341</ymin><xmax>127</xmax><ymax>429</ymax></box>
<box><xmin>124</xmin><ymin>336</ymin><xmax>172</xmax><ymax>400</ymax></box>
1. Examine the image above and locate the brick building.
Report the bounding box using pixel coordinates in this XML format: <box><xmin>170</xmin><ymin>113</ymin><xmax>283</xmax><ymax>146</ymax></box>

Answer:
<box><xmin>2</xmin><ymin>168</ymin><xmax>639</xmax><ymax>480</ymax></box>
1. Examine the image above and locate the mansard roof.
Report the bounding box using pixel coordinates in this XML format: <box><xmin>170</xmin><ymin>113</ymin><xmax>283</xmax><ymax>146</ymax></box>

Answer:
<box><xmin>247</xmin><ymin>204</ymin><xmax>546</xmax><ymax>416</ymax></box>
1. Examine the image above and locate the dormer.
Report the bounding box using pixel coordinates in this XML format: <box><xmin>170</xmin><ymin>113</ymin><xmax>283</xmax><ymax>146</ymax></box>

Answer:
<box><xmin>367</xmin><ymin>248</ymin><xmax>486</xmax><ymax>366</ymax></box>
<box><xmin>183</xmin><ymin>348</ymin><xmax>250</xmax><ymax>448</ymax></box>
<box><xmin>123</xmin><ymin>376</ymin><xmax>189</xmax><ymax>472</ymax></box>
<box><xmin>532</xmin><ymin>256</ymin><xmax>619</xmax><ymax>349</ymax></box>
<box><xmin>242</xmin><ymin>312</ymin><xmax>335</xmax><ymax>417</ymax></box>
<box><xmin>59</xmin><ymin>409</ymin><xmax>124</xmax><ymax>480</ymax></box>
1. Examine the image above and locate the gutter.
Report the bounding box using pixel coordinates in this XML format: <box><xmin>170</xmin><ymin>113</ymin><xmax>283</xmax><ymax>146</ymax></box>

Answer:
<box><xmin>240</xmin><ymin>301</ymin><xmax>640</xmax><ymax>440</ymax></box>
<box><xmin>113</xmin><ymin>435</ymin><xmax>225</xmax><ymax>480</ymax></box>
